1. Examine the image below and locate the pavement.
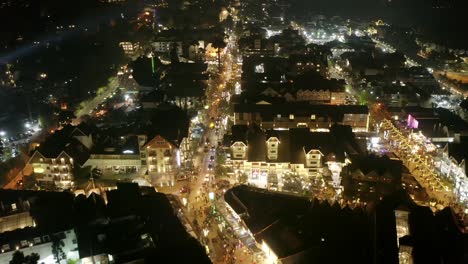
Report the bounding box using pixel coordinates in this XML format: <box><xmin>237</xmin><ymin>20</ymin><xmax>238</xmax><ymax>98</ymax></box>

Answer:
<box><xmin>3</xmin><ymin>164</ymin><xmax>32</xmax><ymax>190</ymax></box>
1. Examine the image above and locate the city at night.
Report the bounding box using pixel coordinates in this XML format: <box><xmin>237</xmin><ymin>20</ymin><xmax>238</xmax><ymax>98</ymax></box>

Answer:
<box><xmin>0</xmin><ymin>0</ymin><xmax>467</xmax><ymax>263</ymax></box>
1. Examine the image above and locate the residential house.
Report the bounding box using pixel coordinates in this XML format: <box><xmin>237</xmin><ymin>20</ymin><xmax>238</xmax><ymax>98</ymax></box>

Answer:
<box><xmin>28</xmin><ymin>125</ymin><xmax>93</xmax><ymax>189</ymax></box>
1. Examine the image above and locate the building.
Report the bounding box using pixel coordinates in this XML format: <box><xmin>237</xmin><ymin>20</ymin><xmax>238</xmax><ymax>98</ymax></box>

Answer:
<box><xmin>77</xmin><ymin>183</ymin><xmax>211</xmax><ymax>263</ymax></box>
<box><xmin>238</xmin><ymin>37</ymin><xmax>276</xmax><ymax>56</ymax></box>
<box><xmin>436</xmin><ymin>143</ymin><xmax>468</xmax><ymax>204</ymax></box>
<box><xmin>119</xmin><ymin>42</ymin><xmax>140</xmax><ymax>56</ymax></box>
<box><xmin>398</xmin><ymin>67</ymin><xmax>438</xmax><ymax>89</ymax></box>
<box><xmin>139</xmin><ymin>135</ymin><xmax>181</xmax><ymax>185</ymax></box>
<box><xmin>289</xmin><ymin>54</ymin><xmax>328</xmax><ymax>78</ymax></box>
<box><xmin>226</xmin><ymin>125</ymin><xmax>358</xmax><ymax>189</ymax></box>
<box><xmin>152</xmin><ymin>40</ymin><xmax>183</xmax><ymax>55</ymax></box>
<box><xmin>326</xmin><ymin>41</ymin><xmax>355</xmax><ymax>57</ymax></box>
<box><xmin>291</xmin><ymin>71</ymin><xmax>346</xmax><ymax>104</ymax></box>
<box><xmin>0</xmin><ymin>228</ymin><xmax>79</xmax><ymax>264</ymax></box>
<box><xmin>28</xmin><ymin>125</ymin><xmax>93</xmax><ymax>189</ymax></box>
<box><xmin>341</xmin><ymin>155</ymin><xmax>403</xmax><ymax>201</ymax></box>
<box><xmin>223</xmin><ymin>185</ymin><xmax>373</xmax><ymax>264</ymax></box>
<box><xmin>83</xmin><ymin>136</ymin><xmax>142</xmax><ymax>179</ymax></box>
<box><xmin>0</xmin><ymin>190</ymin><xmax>77</xmax><ymax>264</ymax></box>
<box><xmin>140</xmin><ymin>90</ymin><xmax>166</xmax><ymax>109</ymax></box>
<box><xmin>0</xmin><ymin>195</ymin><xmax>34</xmax><ymax>233</ymax></box>
<box><xmin>233</xmin><ymin>103</ymin><xmax>369</xmax><ymax>132</ymax></box>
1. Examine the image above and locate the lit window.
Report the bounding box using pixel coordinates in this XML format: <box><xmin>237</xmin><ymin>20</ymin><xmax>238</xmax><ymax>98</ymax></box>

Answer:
<box><xmin>289</xmin><ymin>114</ymin><xmax>294</xmax><ymax>120</ymax></box>
<box><xmin>277</xmin><ymin>114</ymin><xmax>281</xmax><ymax>118</ymax></box>
<box><xmin>311</xmin><ymin>114</ymin><xmax>316</xmax><ymax>120</ymax></box>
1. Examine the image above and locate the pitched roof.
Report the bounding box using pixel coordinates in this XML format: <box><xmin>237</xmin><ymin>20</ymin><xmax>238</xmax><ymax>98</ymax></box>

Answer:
<box><xmin>241</xmin><ymin>127</ymin><xmax>350</xmax><ymax>164</ymax></box>
<box><xmin>33</xmin><ymin>125</ymin><xmax>92</xmax><ymax>163</ymax></box>
<box><xmin>235</xmin><ymin>103</ymin><xmax>368</xmax><ymax>114</ymax></box>
<box><xmin>230</xmin><ymin>125</ymin><xmax>249</xmax><ymax>144</ymax></box>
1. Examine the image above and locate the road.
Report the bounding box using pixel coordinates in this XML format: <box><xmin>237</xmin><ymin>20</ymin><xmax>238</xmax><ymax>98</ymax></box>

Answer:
<box><xmin>72</xmin><ymin>76</ymin><xmax>121</xmax><ymax>124</ymax></box>
<box><xmin>3</xmin><ymin>164</ymin><xmax>32</xmax><ymax>190</ymax></box>
<box><xmin>156</xmin><ymin>27</ymin><xmax>262</xmax><ymax>262</ymax></box>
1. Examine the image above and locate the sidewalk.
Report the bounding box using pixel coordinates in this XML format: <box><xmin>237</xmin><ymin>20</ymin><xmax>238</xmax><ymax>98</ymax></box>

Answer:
<box><xmin>3</xmin><ymin>164</ymin><xmax>32</xmax><ymax>190</ymax></box>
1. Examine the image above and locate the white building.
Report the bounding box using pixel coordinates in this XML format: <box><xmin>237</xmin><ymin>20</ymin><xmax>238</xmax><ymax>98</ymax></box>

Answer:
<box><xmin>0</xmin><ymin>229</ymin><xmax>79</xmax><ymax>264</ymax></box>
<box><xmin>152</xmin><ymin>40</ymin><xmax>183</xmax><ymax>54</ymax></box>
<box><xmin>119</xmin><ymin>41</ymin><xmax>140</xmax><ymax>56</ymax></box>
<box><xmin>227</xmin><ymin>126</ymin><xmax>353</xmax><ymax>190</ymax></box>
<box><xmin>28</xmin><ymin>126</ymin><xmax>92</xmax><ymax>189</ymax></box>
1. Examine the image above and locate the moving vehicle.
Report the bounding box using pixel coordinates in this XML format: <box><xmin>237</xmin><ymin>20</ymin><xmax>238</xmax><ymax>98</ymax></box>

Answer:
<box><xmin>179</xmin><ymin>186</ymin><xmax>190</xmax><ymax>193</ymax></box>
<box><xmin>204</xmin><ymin>174</ymin><xmax>210</xmax><ymax>182</ymax></box>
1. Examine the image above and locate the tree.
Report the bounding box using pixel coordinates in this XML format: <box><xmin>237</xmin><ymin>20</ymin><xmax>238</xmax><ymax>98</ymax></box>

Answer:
<box><xmin>211</xmin><ymin>38</ymin><xmax>227</xmax><ymax>70</ymax></box>
<box><xmin>238</xmin><ymin>172</ymin><xmax>248</xmax><ymax>184</ymax></box>
<box><xmin>214</xmin><ymin>165</ymin><xmax>227</xmax><ymax>178</ymax></box>
<box><xmin>10</xmin><ymin>251</ymin><xmax>40</xmax><ymax>264</ymax></box>
<box><xmin>51</xmin><ymin>236</ymin><xmax>66</xmax><ymax>264</ymax></box>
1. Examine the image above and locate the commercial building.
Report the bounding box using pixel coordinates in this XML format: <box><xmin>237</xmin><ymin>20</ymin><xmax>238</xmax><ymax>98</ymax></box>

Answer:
<box><xmin>226</xmin><ymin>125</ymin><xmax>359</xmax><ymax>189</ymax></box>
<box><xmin>139</xmin><ymin>134</ymin><xmax>181</xmax><ymax>185</ymax></box>
<box><xmin>83</xmin><ymin>136</ymin><xmax>142</xmax><ymax>179</ymax></box>
<box><xmin>233</xmin><ymin>103</ymin><xmax>369</xmax><ymax>132</ymax></box>
<box><xmin>119</xmin><ymin>41</ymin><xmax>140</xmax><ymax>56</ymax></box>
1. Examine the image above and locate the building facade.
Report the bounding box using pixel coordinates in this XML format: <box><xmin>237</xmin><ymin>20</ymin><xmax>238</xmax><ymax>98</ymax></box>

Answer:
<box><xmin>29</xmin><ymin>151</ymin><xmax>76</xmax><ymax>189</ymax></box>
<box><xmin>228</xmin><ymin>127</ymin><xmax>350</xmax><ymax>190</ymax></box>
<box><xmin>0</xmin><ymin>229</ymin><xmax>79</xmax><ymax>264</ymax></box>
<box><xmin>234</xmin><ymin>103</ymin><xmax>369</xmax><ymax>132</ymax></box>
<box><xmin>140</xmin><ymin>135</ymin><xmax>181</xmax><ymax>185</ymax></box>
